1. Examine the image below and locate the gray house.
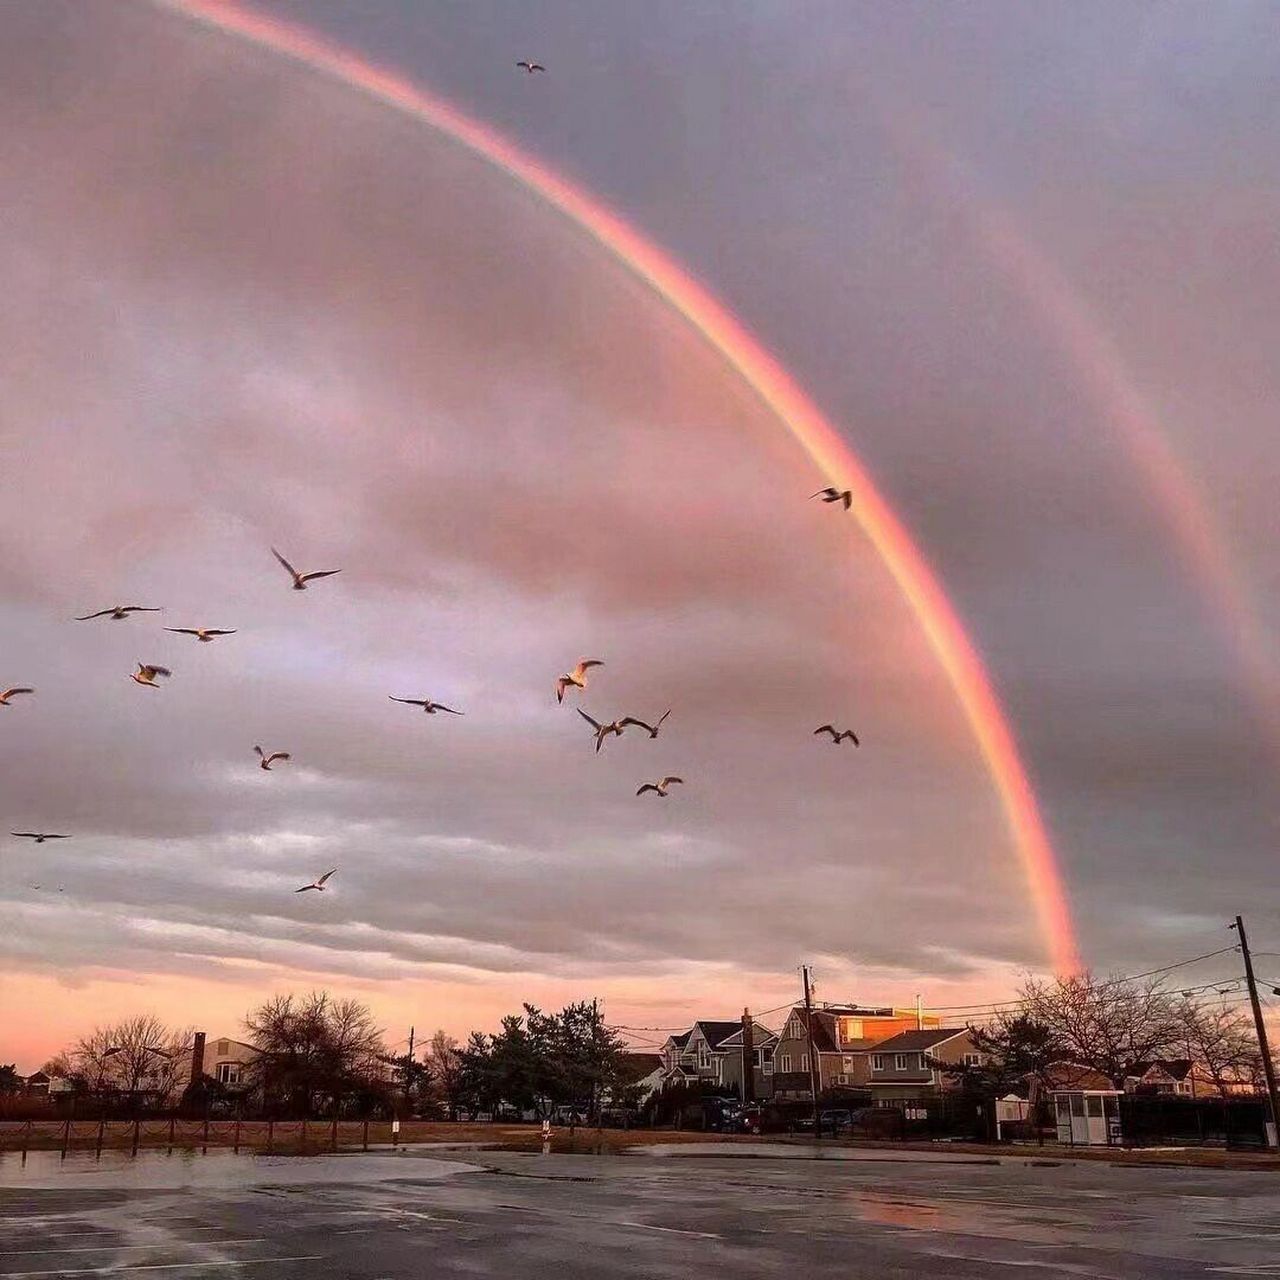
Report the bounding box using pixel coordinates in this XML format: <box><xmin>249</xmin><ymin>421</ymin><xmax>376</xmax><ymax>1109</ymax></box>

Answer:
<box><xmin>867</xmin><ymin>1028</ymin><xmax>981</xmax><ymax>1107</ymax></box>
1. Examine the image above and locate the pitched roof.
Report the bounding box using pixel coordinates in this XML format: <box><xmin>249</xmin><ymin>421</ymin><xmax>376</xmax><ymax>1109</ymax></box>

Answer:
<box><xmin>871</xmin><ymin>1028</ymin><xmax>969</xmax><ymax>1053</ymax></box>
<box><xmin>667</xmin><ymin>1031</ymin><xmax>691</xmax><ymax>1050</ymax></box>
<box><xmin>716</xmin><ymin>1022</ymin><xmax>780</xmax><ymax>1049</ymax></box>
<box><xmin>620</xmin><ymin>1053</ymin><xmax>662</xmax><ymax>1080</ymax></box>
<box><xmin>782</xmin><ymin>1009</ymin><xmax>841</xmax><ymax>1054</ymax></box>
<box><xmin>694</xmin><ymin>1021</ymin><xmax>747</xmax><ymax>1051</ymax></box>
<box><xmin>1043</xmin><ymin>1062</ymin><xmax>1118</xmax><ymax>1091</ymax></box>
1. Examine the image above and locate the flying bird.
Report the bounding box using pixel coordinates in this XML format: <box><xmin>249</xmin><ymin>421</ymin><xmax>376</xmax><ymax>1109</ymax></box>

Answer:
<box><xmin>130</xmin><ymin>664</ymin><xmax>172</xmax><ymax>688</ymax></box>
<box><xmin>0</xmin><ymin>688</ymin><xmax>34</xmax><ymax>706</ymax></box>
<box><xmin>556</xmin><ymin>659</ymin><xmax>602</xmax><ymax>703</ymax></box>
<box><xmin>11</xmin><ymin>832</ymin><xmax>67</xmax><ymax>843</ymax></box>
<box><xmin>75</xmin><ymin>605</ymin><xmax>162</xmax><ymax>621</ymax></box>
<box><xmin>165</xmin><ymin>628</ymin><xmax>237</xmax><ymax>643</ymax></box>
<box><xmin>620</xmin><ymin>710</ymin><xmax>671</xmax><ymax>739</ymax></box>
<box><xmin>389</xmin><ymin>697</ymin><xmax>463</xmax><ymax>716</ymax></box>
<box><xmin>516</xmin><ymin>60</ymin><xmax>545</xmax><ymax>72</ymax></box>
<box><xmin>271</xmin><ymin>547</ymin><xmax>341</xmax><ymax>591</ymax></box>
<box><xmin>254</xmin><ymin>746</ymin><xmax>291</xmax><ymax>771</ymax></box>
<box><xmin>814</xmin><ymin>724</ymin><xmax>859</xmax><ymax>745</ymax></box>
<box><xmin>810</xmin><ymin>487</ymin><xmax>852</xmax><ymax>510</ymax></box>
<box><xmin>577</xmin><ymin>709</ymin><xmax>624</xmax><ymax>753</ymax></box>
<box><xmin>28</xmin><ymin>883</ymin><xmax>64</xmax><ymax>892</ymax></box>
<box><xmin>295</xmin><ymin>869</ymin><xmax>337</xmax><ymax>893</ymax></box>
<box><xmin>637</xmin><ymin>776</ymin><xmax>683</xmax><ymax>797</ymax></box>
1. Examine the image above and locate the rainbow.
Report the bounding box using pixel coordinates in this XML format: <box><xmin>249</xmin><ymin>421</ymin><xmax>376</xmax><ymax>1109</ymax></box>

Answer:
<box><xmin>153</xmin><ymin>0</ymin><xmax>1081</xmax><ymax>974</ymax></box>
<box><xmin>878</xmin><ymin>101</ymin><xmax>1280</xmax><ymax>755</ymax></box>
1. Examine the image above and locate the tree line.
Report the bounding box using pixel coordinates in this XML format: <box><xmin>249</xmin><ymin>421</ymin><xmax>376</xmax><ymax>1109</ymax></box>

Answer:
<box><xmin>27</xmin><ymin>992</ymin><xmax>635</xmax><ymax>1120</ymax></box>
<box><xmin>945</xmin><ymin>971</ymin><xmax>1267</xmax><ymax>1099</ymax></box>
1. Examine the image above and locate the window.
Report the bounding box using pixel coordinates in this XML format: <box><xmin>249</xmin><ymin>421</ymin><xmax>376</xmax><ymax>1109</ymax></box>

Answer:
<box><xmin>762</xmin><ymin>1057</ymin><xmax>774</xmax><ymax>1076</ymax></box>
<box><xmin>801</xmin><ymin>1053</ymin><xmax>809</xmax><ymax>1072</ymax></box>
<box><xmin>842</xmin><ymin>1055</ymin><xmax>852</xmax><ymax>1069</ymax></box>
<box><xmin>697</xmin><ymin>1044</ymin><xmax>711</xmax><ymax>1070</ymax></box>
<box><xmin>779</xmin><ymin>1054</ymin><xmax>791</xmax><ymax>1073</ymax></box>
<box><xmin>963</xmin><ymin>1053</ymin><xmax>982</xmax><ymax>1067</ymax></box>
<box><xmin>916</xmin><ymin>1054</ymin><xmax>927</xmax><ymax>1070</ymax></box>
<box><xmin>871</xmin><ymin>1054</ymin><xmax>885</xmax><ymax>1071</ymax></box>
<box><xmin>895</xmin><ymin>1054</ymin><xmax>911</xmax><ymax>1071</ymax></box>
<box><xmin>217</xmin><ymin>1040</ymin><xmax>229</xmax><ymax>1055</ymax></box>
<box><xmin>215</xmin><ymin>1062</ymin><xmax>241</xmax><ymax>1086</ymax></box>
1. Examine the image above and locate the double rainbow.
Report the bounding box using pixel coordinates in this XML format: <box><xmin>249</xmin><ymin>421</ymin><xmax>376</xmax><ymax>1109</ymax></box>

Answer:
<box><xmin>153</xmin><ymin>0</ymin><xmax>1081</xmax><ymax>974</ymax></box>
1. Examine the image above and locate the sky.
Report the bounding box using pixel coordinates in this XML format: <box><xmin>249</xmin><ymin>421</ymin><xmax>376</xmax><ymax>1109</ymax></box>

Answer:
<box><xmin>2</xmin><ymin>1</ymin><xmax>1278</xmax><ymax>1071</ymax></box>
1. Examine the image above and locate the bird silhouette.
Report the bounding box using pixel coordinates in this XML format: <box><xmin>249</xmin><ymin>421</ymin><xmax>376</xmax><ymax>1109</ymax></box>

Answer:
<box><xmin>556</xmin><ymin>659</ymin><xmax>602</xmax><ymax>703</ymax></box>
<box><xmin>620</xmin><ymin>710</ymin><xmax>671</xmax><ymax>739</ymax></box>
<box><xmin>389</xmin><ymin>697</ymin><xmax>463</xmax><ymax>716</ymax></box>
<box><xmin>11</xmin><ymin>832</ymin><xmax>67</xmax><ymax>843</ymax></box>
<box><xmin>637</xmin><ymin>776</ymin><xmax>683</xmax><ymax>797</ymax></box>
<box><xmin>516</xmin><ymin>60</ymin><xmax>545</xmax><ymax>73</ymax></box>
<box><xmin>577</xmin><ymin>709</ymin><xmax>624</xmax><ymax>753</ymax></box>
<box><xmin>165</xmin><ymin>628</ymin><xmax>237</xmax><ymax>642</ymax></box>
<box><xmin>75</xmin><ymin>605</ymin><xmax>162</xmax><ymax>621</ymax></box>
<box><xmin>254</xmin><ymin>746</ymin><xmax>291</xmax><ymax>771</ymax></box>
<box><xmin>0</xmin><ymin>687</ymin><xmax>34</xmax><ymax>706</ymax></box>
<box><xmin>130</xmin><ymin>664</ymin><xmax>172</xmax><ymax>688</ymax></box>
<box><xmin>814</xmin><ymin>724</ymin><xmax>859</xmax><ymax>746</ymax></box>
<box><xmin>272</xmin><ymin>547</ymin><xmax>341</xmax><ymax>591</ymax></box>
<box><xmin>810</xmin><ymin>487</ymin><xmax>852</xmax><ymax>510</ymax></box>
<box><xmin>295</xmin><ymin>869</ymin><xmax>337</xmax><ymax>893</ymax></box>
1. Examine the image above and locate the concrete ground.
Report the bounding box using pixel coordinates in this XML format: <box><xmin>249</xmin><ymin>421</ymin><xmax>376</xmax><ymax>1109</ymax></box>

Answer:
<box><xmin>1</xmin><ymin>1145</ymin><xmax>1277</xmax><ymax>1277</ymax></box>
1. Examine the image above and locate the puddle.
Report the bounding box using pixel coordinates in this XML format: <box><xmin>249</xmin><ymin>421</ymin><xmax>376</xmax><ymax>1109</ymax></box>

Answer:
<box><xmin>0</xmin><ymin>1147</ymin><xmax>482</xmax><ymax>1190</ymax></box>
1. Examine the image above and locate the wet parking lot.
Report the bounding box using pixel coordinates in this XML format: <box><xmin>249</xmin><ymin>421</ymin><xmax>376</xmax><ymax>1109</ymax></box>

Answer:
<box><xmin>2</xmin><ymin>1146</ymin><xmax>1279</xmax><ymax>1278</ymax></box>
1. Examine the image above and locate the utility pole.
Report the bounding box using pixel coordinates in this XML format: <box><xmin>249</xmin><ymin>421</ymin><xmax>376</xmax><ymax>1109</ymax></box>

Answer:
<box><xmin>915</xmin><ymin>994</ymin><xmax>923</xmax><ymax>1031</ymax></box>
<box><xmin>404</xmin><ymin>1026</ymin><xmax>415</xmax><ymax>1113</ymax></box>
<box><xmin>1232</xmin><ymin>916</ymin><xmax>1279</xmax><ymax>1148</ymax></box>
<box><xmin>802</xmin><ymin>965</ymin><xmax>821</xmax><ymax>1139</ymax></box>
<box><xmin>740</xmin><ymin>1007</ymin><xmax>755</xmax><ymax>1104</ymax></box>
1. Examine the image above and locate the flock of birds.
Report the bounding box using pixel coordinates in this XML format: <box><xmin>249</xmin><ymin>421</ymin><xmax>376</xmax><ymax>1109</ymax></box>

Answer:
<box><xmin>6</xmin><ymin>245</ymin><xmax>863</xmax><ymax>899</ymax></box>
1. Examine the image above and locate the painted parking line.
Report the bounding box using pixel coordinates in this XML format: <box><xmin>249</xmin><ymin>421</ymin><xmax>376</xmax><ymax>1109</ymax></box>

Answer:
<box><xmin>615</xmin><ymin>1222</ymin><xmax>721</xmax><ymax>1239</ymax></box>
<box><xmin>0</xmin><ymin>1241</ymin><xmax>266</xmax><ymax>1256</ymax></box>
<box><xmin>0</xmin><ymin>1260</ymin><xmax>323</xmax><ymax>1278</ymax></box>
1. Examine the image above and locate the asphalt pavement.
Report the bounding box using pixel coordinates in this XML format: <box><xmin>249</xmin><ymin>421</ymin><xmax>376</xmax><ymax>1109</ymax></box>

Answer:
<box><xmin>1</xmin><ymin>1145</ymin><xmax>1277</xmax><ymax>1277</ymax></box>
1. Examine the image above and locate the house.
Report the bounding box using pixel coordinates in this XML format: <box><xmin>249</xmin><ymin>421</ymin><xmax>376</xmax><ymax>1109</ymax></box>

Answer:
<box><xmin>657</xmin><ymin>1019</ymin><xmax>780</xmax><ymax>1098</ymax></box>
<box><xmin>1027</xmin><ymin>1062</ymin><xmax>1117</xmax><ymax>1110</ymax></box>
<box><xmin>866</xmin><ymin>1027</ymin><xmax>981</xmax><ymax>1107</ymax></box>
<box><xmin>1124</xmin><ymin>1059</ymin><xmax>1215</xmax><ymax>1098</ymax></box>
<box><xmin>712</xmin><ymin>1022</ymin><xmax>779</xmax><ymax>1100</ymax></box>
<box><xmin>771</xmin><ymin>1005</ymin><xmax>942</xmax><ymax>1101</ymax></box>
<box><xmin>616</xmin><ymin>1052</ymin><xmax>664</xmax><ymax>1105</ymax></box>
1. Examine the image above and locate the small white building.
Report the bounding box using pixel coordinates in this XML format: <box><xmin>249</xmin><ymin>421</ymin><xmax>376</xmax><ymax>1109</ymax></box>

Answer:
<box><xmin>1053</xmin><ymin>1088</ymin><xmax>1122</xmax><ymax>1146</ymax></box>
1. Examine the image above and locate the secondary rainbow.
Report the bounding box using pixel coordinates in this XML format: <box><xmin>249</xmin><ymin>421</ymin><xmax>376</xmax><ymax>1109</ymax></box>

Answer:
<box><xmin>155</xmin><ymin>0</ymin><xmax>1081</xmax><ymax>974</ymax></box>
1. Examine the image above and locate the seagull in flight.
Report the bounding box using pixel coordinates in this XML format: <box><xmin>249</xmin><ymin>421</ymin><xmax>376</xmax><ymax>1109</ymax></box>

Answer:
<box><xmin>389</xmin><ymin>697</ymin><xmax>463</xmax><ymax>716</ymax></box>
<box><xmin>130</xmin><ymin>664</ymin><xmax>172</xmax><ymax>688</ymax></box>
<box><xmin>810</xmin><ymin>487</ymin><xmax>852</xmax><ymax>510</ymax></box>
<box><xmin>271</xmin><ymin>547</ymin><xmax>341</xmax><ymax>591</ymax></box>
<box><xmin>75</xmin><ymin>605</ymin><xmax>162</xmax><ymax>621</ymax></box>
<box><xmin>11</xmin><ymin>832</ymin><xmax>67</xmax><ymax>843</ymax></box>
<box><xmin>577</xmin><ymin>708</ymin><xmax>624</xmax><ymax>753</ymax></box>
<box><xmin>814</xmin><ymin>724</ymin><xmax>859</xmax><ymax>746</ymax></box>
<box><xmin>556</xmin><ymin>659</ymin><xmax>602</xmax><ymax>703</ymax></box>
<box><xmin>29</xmin><ymin>883</ymin><xmax>64</xmax><ymax>892</ymax></box>
<box><xmin>637</xmin><ymin>776</ymin><xmax>683</xmax><ymax>797</ymax></box>
<box><xmin>516</xmin><ymin>60</ymin><xmax>545</xmax><ymax>73</ymax></box>
<box><xmin>0</xmin><ymin>687</ymin><xmax>34</xmax><ymax>706</ymax></box>
<box><xmin>165</xmin><ymin>628</ymin><xmax>237</xmax><ymax>643</ymax></box>
<box><xmin>620</xmin><ymin>710</ymin><xmax>671</xmax><ymax>739</ymax></box>
<box><xmin>295</xmin><ymin>869</ymin><xmax>337</xmax><ymax>893</ymax></box>
<box><xmin>254</xmin><ymin>746</ymin><xmax>291</xmax><ymax>771</ymax></box>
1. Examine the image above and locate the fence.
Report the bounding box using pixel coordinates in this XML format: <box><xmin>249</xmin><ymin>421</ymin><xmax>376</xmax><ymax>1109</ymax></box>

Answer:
<box><xmin>1117</xmin><ymin>1095</ymin><xmax>1268</xmax><ymax>1149</ymax></box>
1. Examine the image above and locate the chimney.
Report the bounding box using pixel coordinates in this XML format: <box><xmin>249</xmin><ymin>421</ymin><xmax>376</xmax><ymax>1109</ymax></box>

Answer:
<box><xmin>190</xmin><ymin>1032</ymin><xmax>206</xmax><ymax>1084</ymax></box>
<box><xmin>740</xmin><ymin>1007</ymin><xmax>755</xmax><ymax>1103</ymax></box>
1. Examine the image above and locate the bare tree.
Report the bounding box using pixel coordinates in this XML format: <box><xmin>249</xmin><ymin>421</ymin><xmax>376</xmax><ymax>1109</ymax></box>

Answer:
<box><xmin>244</xmin><ymin>991</ymin><xmax>387</xmax><ymax>1116</ymax></box>
<box><xmin>424</xmin><ymin>1030</ymin><xmax>465</xmax><ymax>1119</ymax></box>
<box><xmin>1176</xmin><ymin>996</ymin><xmax>1264</xmax><ymax>1096</ymax></box>
<box><xmin>59</xmin><ymin>1015</ymin><xmax>191</xmax><ymax>1105</ymax></box>
<box><xmin>1019</xmin><ymin>971</ymin><xmax>1181</xmax><ymax>1085</ymax></box>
